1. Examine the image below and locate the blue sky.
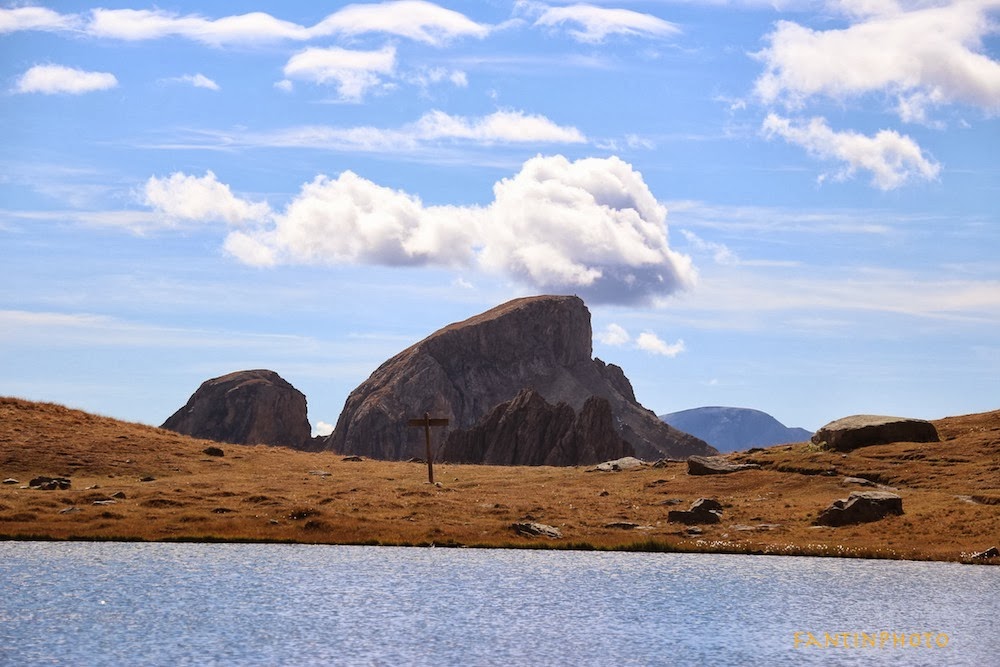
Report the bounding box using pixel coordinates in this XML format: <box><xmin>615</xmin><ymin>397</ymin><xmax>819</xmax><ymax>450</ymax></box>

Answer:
<box><xmin>2</xmin><ymin>0</ymin><xmax>998</xmax><ymax>435</ymax></box>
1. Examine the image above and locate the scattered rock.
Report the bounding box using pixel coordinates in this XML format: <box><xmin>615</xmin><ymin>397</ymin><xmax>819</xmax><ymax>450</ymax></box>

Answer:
<box><xmin>511</xmin><ymin>522</ymin><xmax>562</xmax><ymax>539</ymax></box>
<box><xmin>29</xmin><ymin>476</ymin><xmax>71</xmax><ymax>490</ymax></box>
<box><xmin>162</xmin><ymin>369</ymin><xmax>312</xmax><ymax>448</ymax></box>
<box><xmin>732</xmin><ymin>524</ymin><xmax>781</xmax><ymax>532</ymax></box>
<box><xmin>971</xmin><ymin>546</ymin><xmax>999</xmax><ymax>560</ymax></box>
<box><xmin>668</xmin><ymin>497</ymin><xmax>723</xmax><ymax>524</ymax></box>
<box><xmin>327</xmin><ymin>296</ymin><xmax>715</xmax><ymax>462</ymax></box>
<box><xmin>814</xmin><ymin>491</ymin><xmax>904</xmax><ymax>527</ymax></box>
<box><xmin>202</xmin><ymin>446</ymin><xmax>225</xmax><ymax>457</ymax></box>
<box><xmin>604</xmin><ymin>521</ymin><xmax>640</xmax><ymax>530</ymax></box>
<box><xmin>591</xmin><ymin>456</ymin><xmax>647</xmax><ymax>472</ymax></box>
<box><xmin>139</xmin><ymin>476</ymin><xmax>155</xmax><ymax>482</ymax></box>
<box><xmin>842</xmin><ymin>476</ymin><xmax>875</xmax><ymax>487</ymax></box>
<box><xmin>3</xmin><ymin>478</ymin><xmax>19</xmax><ymax>485</ymax></box>
<box><xmin>686</xmin><ymin>456</ymin><xmax>761</xmax><ymax>476</ymax></box>
<box><xmin>599</xmin><ymin>490</ymin><xmax>609</xmax><ymax>497</ymax></box>
<box><xmin>212</xmin><ymin>507</ymin><xmax>235</xmax><ymax>514</ymax></box>
<box><xmin>656</xmin><ymin>498</ymin><xmax>684</xmax><ymax>506</ymax></box>
<box><xmin>92</xmin><ymin>500</ymin><xmax>117</xmax><ymax>506</ymax></box>
<box><xmin>58</xmin><ymin>507</ymin><xmax>80</xmax><ymax>514</ymax></box>
<box><xmin>811</xmin><ymin>415</ymin><xmax>939</xmax><ymax>452</ymax></box>
<box><xmin>309</xmin><ymin>470</ymin><xmax>332</xmax><ymax>476</ymax></box>
<box><xmin>341</xmin><ymin>456</ymin><xmax>363</xmax><ymax>462</ymax></box>
<box><xmin>110</xmin><ymin>492</ymin><xmax>127</xmax><ymax>500</ymax></box>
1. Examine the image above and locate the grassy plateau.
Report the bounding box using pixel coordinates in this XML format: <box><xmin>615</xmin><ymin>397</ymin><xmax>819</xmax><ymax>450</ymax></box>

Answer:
<box><xmin>1</xmin><ymin>397</ymin><xmax>997</xmax><ymax>563</ymax></box>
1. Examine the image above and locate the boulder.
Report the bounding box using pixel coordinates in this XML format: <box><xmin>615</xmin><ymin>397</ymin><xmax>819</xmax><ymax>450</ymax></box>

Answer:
<box><xmin>814</xmin><ymin>491</ymin><xmax>904</xmax><ymax>526</ymax></box>
<box><xmin>29</xmin><ymin>476</ymin><xmax>71</xmax><ymax>490</ymax></box>
<box><xmin>440</xmin><ymin>389</ymin><xmax>632</xmax><ymax>466</ymax></box>
<box><xmin>971</xmin><ymin>546</ymin><xmax>999</xmax><ymax>560</ymax></box>
<box><xmin>686</xmin><ymin>455</ymin><xmax>761</xmax><ymax>475</ymax></box>
<box><xmin>811</xmin><ymin>415</ymin><xmax>939</xmax><ymax>452</ymax></box>
<box><xmin>326</xmin><ymin>295</ymin><xmax>715</xmax><ymax>462</ymax></box>
<box><xmin>668</xmin><ymin>497</ymin><xmax>723</xmax><ymax>524</ymax></box>
<box><xmin>162</xmin><ymin>370</ymin><xmax>311</xmax><ymax>448</ymax></box>
<box><xmin>511</xmin><ymin>522</ymin><xmax>562</xmax><ymax>539</ymax></box>
<box><xmin>591</xmin><ymin>456</ymin><xmax>647</xmax><ymax>472</ymax></box>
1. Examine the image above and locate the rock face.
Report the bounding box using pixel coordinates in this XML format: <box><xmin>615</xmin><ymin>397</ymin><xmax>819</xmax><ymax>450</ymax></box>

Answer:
<box><xmin>660</xmin><ymin>406</ymin><xmax>812</xmax><ymax>453</ymax></box>
<box><xmin>439</xmin><ymin>389</ymin><xmax>632</xmax><ymax>466</ymax></box>
<box><xmin>326</xmin><ymin>295</ymin><xmax>715</xmax><ymax>462</ymax></box>
<box><xmin>162</xmin><ymin>370</ymin><xmax>311</xmax><ymax>448</ymax></box>
<box><xmin>814</xmin><ymin>491</ymin><xmax>904</xmax><ymax>526</ymax></box>
<box><xmin>812</xmin><ymin>415</ymin><xmax>939</xmax><ymax>452</ymax></box>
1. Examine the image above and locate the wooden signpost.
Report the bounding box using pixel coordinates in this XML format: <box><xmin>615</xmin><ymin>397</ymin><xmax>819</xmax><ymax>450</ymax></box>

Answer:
<box><xmin>407</xmin><ymin>412</ymin><xmax>449</xmax><ymax>484</ymax></box>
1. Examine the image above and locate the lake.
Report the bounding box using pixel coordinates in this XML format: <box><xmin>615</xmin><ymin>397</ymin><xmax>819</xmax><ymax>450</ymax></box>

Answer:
<box><xmin>0</xmin><ymin>542</ymin><xmax>996</xmax><ymax>666</ymax></box>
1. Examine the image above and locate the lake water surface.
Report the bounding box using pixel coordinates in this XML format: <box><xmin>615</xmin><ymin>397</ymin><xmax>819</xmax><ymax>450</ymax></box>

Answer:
<box><xmin>0</xmin><ymin>542</ymin><xmax>996</xmax><ymax>666</ymax></box>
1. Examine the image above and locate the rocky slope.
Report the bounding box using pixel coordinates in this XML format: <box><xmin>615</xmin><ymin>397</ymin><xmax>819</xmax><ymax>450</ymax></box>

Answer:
<box><xmin>162</xmin><ymin>369</ymin><xmax>311</xmax><ymax>448</ymax></box>
<box><xmin>326</xmin><ymin>295</ymin><xmax>714</xmax><ymax>462</ymax></box>
<box><xmin>660</xmin><ymin>406</ymin><xmax>812</xmax><ymax>453</ymax></box>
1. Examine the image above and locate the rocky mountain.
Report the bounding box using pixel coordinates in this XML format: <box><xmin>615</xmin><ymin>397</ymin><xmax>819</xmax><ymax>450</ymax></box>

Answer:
<box><xmin>326</xmin><ymin>295</ymin><xmax>715</xmax><ymax>463</ymax></box>
<box><xmin>659</xmin><ymin>406</ymin><xmax>812</xmax><ymax>453</ymax></box>
<box><xmin>162</xmin><ymin>369</ymin><xmax>311</xmax><ymax>448</ymax></box>
<box><xmin>439</xmin><ymin>389</ymin><xmax>633</xmax><ymax>466</ymax></box>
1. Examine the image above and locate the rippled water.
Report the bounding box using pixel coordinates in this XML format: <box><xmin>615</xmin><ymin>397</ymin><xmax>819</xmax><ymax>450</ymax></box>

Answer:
<box><xmin>0</xmin><ymin>542</ymin><xmax>996</xmax><ymax>666</ymax></box>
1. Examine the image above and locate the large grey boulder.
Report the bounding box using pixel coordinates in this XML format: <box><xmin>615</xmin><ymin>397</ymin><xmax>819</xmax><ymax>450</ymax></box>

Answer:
<box><xmin>326</xmin><ymin>295</ymin><xmax>715</xmax><ymax>462</ymax></box>
<box><xmin>814</xmin><ymin>491</ymin><xmax>904</xmax><ymax>526</ymax></box>
<box><xmin>812</xmin><ymin>415</ymin><xmax>939</xmax><ymax>452</ymax></box>
<box><xmin>162</xmin><ymin>370</ymin><xmax>311</xmax><ymax>448</ymax></box>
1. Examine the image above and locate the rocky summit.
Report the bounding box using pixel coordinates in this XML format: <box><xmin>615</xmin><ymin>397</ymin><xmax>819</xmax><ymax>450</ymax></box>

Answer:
<box><xmin>162</xmin><ymin>369</ymin><xmax>311</xmax><ymax>448</ymax></box>
<box><xmin>325</xmin><ymin>295</ymin><xmax>715</xmax><ymax>463</ymax></box>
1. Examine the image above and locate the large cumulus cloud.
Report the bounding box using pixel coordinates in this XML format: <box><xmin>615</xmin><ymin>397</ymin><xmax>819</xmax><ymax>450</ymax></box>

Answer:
<box><xmin>145</xmin><ymin>155</ymin><xmax>696</xmax><ymax>305</ymax></box>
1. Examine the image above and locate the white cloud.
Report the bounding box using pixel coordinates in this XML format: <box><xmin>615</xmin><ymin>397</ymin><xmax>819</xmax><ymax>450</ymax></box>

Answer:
<box><xmin>413</xmin><ymin>110</ymin><xmax>586</xmax><ymax>144</ymax></box>
<box><xmin>0</xmin><ymin>6</ymin><xmax>80</xmax><ymax>33</ymax></box>
<box><xmin>283</xmin><ymin>46</ymin><xmax>396</xmax><ymax>102</ymax></box>
<box><xmin>595</xmin><ymin>323</ymin><xmax>685</xmax><ymax>356</ymax></box>
<box><xmin>312</xmin><ymin>0</ymin><xmax>490</xmax><ymax>45</ymax></box>
<box><xmin>534</xmin><ymin>4</ymin><xmax>680</xmax><ymax>43</ymax></box>
<box><xmin>274</xmin><ymin>79</ymin><xmax>294</xmax><ymax>93</ymax></box>
<box><xmin>680</xmin><ymin>229</ymin><xmax>738</xmax><ymax>265</ymax></box>
<box><xmin>87</xmin><ymin>8</ymin><xmax>310</xmax><ymax>45</ymax></box>
<box><xmin>636</xmin><ymin>331</ymin><xmax>686</xmax><ymax>357</ymax></box>
<box><xmin>314</xmin><ymin>420</ymin><xmax>335</xmax><ymax>437</ymax></box>
<box><xmin>762</xmin><ymin>113</ymin><xmax>941</xmax><ymax>189</ymax></box>
<box><xmin>165</xmin><ymin>73</ymin><xmax>220</xmax><ymax>91</ymax></box>
<box><xmin>143</xmin><ymin>171</ymin><xmax>271</xmax><ymax>225</ymax></box>
<box><xmin>14</xmin><ymin>64</ymin><xmax>117</xmax><ymax>95</ymax></box>
<box><xmin>597</xmin><ymin>323</ymin><xmax>631</xmax><ymax>346</ymax></box>
<box><xmin>754</xmin><ymin>1</ymin><xmax>1000</xmax><ymax>119</ymax></box>
<box><xmin>184</xmin><ymin>155</ymin><xmax>695</xmax><ymax>305</ymax></box>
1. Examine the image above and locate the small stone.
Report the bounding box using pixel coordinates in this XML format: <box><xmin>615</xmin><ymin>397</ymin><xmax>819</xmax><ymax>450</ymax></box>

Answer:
<box><xmin>971</xmin><ymin>546</ymin><xmax>999</xmax><ymax>560</ymax></box>
<box><xmin>591</xmin><ymin>456</ymin><xmax>646</xmax><ymax>472</ymax></box>
<box><xmin>58</xmin><ymin>507</ymin><xmax>81</xmax><ymax>514</ymax></box>
<box><xmin>202</xmin><ymin>447</ymin><xmax>225</xmax><ymax>457</ymax></box>
<box><xmin>93</xmin><ymin>499</ymin><xmax>117</xmax><ymax>506</ymax></box>
<box><xmin>140</xmin><ymin>476</ymin><xmax>155</xmax><ymax>482</ymax></box>
<box><xmin>842</xmin><ymin>476</ymin><xmax>875</xmax><ymax>487</ymax></box>
<box><xmin>308</xmin><ymin>470</ymin><xmax>332</xmax><ymax>476</ymax></box>
<box><xmin>2</xmin><ymin>478</ymin><xmax>18</xmax><ymax>485</ymax></box>
<box><xmin>110</xmin><ymin>491</ymin><xmax>127</xmax><ymax>499</ymax></box>
<box><xmin>604</xmin><ymin>521</ymin><xmax>639</xmax><ymax>530</ymax></box>
<box><xmin>341</xmin><ymin>456</ymin><xmax>363</xmax><ymax>462</ymax></box>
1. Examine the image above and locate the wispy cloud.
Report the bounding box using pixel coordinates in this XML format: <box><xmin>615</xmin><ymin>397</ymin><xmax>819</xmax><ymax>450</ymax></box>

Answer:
<box><xmin>529</xmin><ymin>3</ymin><xmax>680</xmax><ymax>43</ymax></box>
<box><xmin>595</xmin><ymin>323</ymin><xmax>685</xmax><ymax>357</ymax></box>
<box><xmin>762</xmin><ymin>113</ymin><xmax>941</xmax><ymax>189</ymax></box>
<box><xmin>162</xmin><ymin>73</ymin><xmax>220</xmax><ymax>91</ymax></box>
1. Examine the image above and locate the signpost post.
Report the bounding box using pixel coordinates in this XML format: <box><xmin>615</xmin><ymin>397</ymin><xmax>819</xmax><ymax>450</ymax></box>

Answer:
<box><xmin>407</xmin><ymin>412</ymin><xmax>449</xmax><ymax>484</ymax></box>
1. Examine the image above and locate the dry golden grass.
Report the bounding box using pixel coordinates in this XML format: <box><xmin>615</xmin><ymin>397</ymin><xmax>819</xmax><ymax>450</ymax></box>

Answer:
<box><xmin>1</xmin><ymin>397</ymin><xmax>998</xmax><ymax>563</ymax></box>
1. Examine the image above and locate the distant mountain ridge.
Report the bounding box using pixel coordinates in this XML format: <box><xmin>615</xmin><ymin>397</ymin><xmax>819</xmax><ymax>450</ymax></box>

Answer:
<box><xmin>660</xmin><ymin>406</ymin><xmax>812</xmax><ymax>453</ymax></box>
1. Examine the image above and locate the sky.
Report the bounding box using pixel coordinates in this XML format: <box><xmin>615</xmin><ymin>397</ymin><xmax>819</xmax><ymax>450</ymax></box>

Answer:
<box><xmin>2</xmin><ymin>0</ymin><xmax>998</xmax><ymax>435</ymax></box>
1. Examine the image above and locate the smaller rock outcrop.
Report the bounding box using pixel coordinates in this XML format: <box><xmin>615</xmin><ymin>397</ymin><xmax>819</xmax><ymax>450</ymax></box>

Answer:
<box><xmin>971</xmin><ymin>546</ymin><xmax>999</xmax><ymax>560</ymax></box>
<box><xmin>812</xmin><ymin>415</ymin><xmax>939</xmax><ymax>452</ymax></box>
<box><xmin>686</xmin><ymin>456</ymin><xmax>761</xmax><ymax>475</ymax></box>
<box><xmin>439</xmin><ymin>389</ymin><xmax>633</xmax><ymax>466</ymax></box>
<box><xmin>668</xmin><ymin>498</ymin><xmax>723</xmax><ymax>524</ymax></box>
<box><xmin>591</xmin><ymin>456</ymin><xmax>647</xmax><ymax>472</ymax></box>
<box><xmin>511</xmin><ymin>522</ymin><xmax>562</xmax><ymax>539</ymax></box>
<box><xmin>814</xmin><ymin>491</ymin><xmax>903</xmax><ymax>526</ymax></box>
<box><xmin>29</xmin><ymin>476</ymin><xmax>71</xmax><ymax>490</ymax></box>
<box><xmin>162</xmin><ymin>370</ymin><xmax>311</xmax><ymax>448</ymax></box>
